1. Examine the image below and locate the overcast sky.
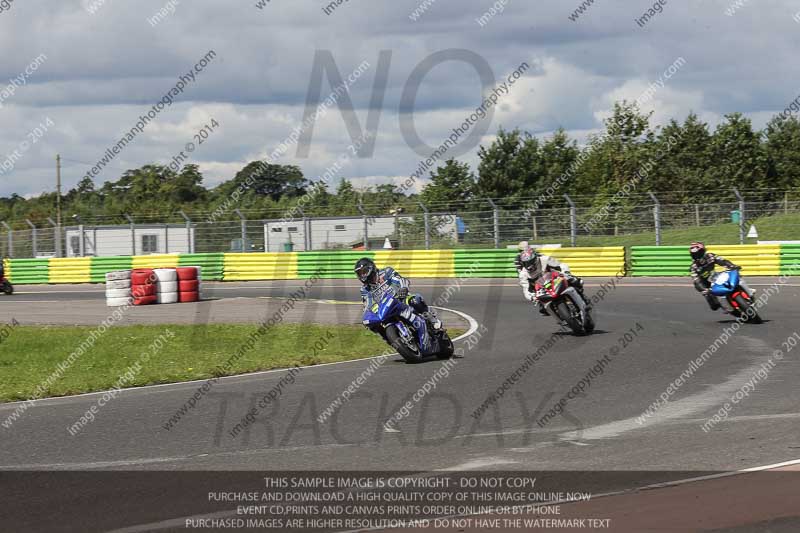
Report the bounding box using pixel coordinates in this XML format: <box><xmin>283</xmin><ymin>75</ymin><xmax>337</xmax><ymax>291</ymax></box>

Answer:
<box><xmin>0</xmin><ymin>0</ymin><xmax>798</xmax><ymax>198</ymax></box>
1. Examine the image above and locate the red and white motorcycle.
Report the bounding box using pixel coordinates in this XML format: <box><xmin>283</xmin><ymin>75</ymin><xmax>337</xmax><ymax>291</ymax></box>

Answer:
<box><xmin>534</xmin><ymin>271</ymin><xmax>594</xmax><ymax>335</ymax></box>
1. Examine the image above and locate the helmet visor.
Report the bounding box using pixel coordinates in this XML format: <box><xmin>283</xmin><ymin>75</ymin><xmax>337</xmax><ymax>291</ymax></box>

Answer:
<box><xmin>355</xmin><ymin>264</ymin><xmax>374</xmax><ymax>283</ymax></box>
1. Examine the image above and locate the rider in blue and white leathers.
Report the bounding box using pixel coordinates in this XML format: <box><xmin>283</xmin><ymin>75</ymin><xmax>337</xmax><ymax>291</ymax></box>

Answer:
<box><xmin>354</xmin><ymin>257</ymin><xmax>440</xmax><ymax>352</ymax></box>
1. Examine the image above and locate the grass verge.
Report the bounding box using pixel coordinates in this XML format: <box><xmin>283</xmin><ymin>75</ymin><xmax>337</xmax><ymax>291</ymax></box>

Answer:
<box><xmin>0</xmin><ymin>324</ymin><xmax>464</xmax><ymax>402</ymax></box>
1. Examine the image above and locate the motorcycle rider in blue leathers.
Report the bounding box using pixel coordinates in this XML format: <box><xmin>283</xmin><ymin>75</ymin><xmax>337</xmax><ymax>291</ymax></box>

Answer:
<box><xmin>354</xmin><ymin>257</ymin><xmax>441</xmax><ymax>352</ymax></box>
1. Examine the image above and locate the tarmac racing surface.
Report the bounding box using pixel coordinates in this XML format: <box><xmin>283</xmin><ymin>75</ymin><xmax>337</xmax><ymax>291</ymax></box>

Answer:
<box><xmin>1</xmin><ymin>276</ymin><xmax>799</xmax><ymax>531</ymax></box>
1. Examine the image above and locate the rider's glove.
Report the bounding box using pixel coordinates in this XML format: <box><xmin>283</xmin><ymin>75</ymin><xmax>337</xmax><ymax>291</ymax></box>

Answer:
<box><xmin>396</xmin><ymin>287</ymin><xmax>409</xmax><ymax>300</ymax></box>
<box><xmin>701</xmin><ymin>288</ymin><xmax>711</xmax><ymax>296</ymax></box>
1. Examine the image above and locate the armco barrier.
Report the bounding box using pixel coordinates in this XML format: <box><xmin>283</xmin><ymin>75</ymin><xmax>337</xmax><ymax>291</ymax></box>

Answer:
<box><xmin>631</xmin><ymin>245</ymin><xmax>782</xmax><ymax>276</ymax></box>
<box><xmin>178</xmin><ymin>253</ymin><xmax>224</xmax><ymax>281</ymax></box>
<box><xmin>91</xmin><ymin>256</ymin><xmax>134</xmax><ymax>283</ymax></box>
<box><xmin>5</xmin><ymin>258</ymin><xmax>49</xmax><ymax>284</ymax></box>
<box><xmin>781</xmin><ymin>244</ymin><xmax>800</xmax><ymax>275</ymax></box>
<box><xmin>235</xmin><ymin>247</ymin><xmax>623</xmax><ymax>280</ymax></box>
<box><xmin>48</xmin><ymin>257</ymin><xmax>92</xmax><ymax>283</ymax></box>
<box><xmin>297</xmin><ymin>251</ymin><xmax>374</xmax><ymax>279</ymax></box>
<box><xmin>8</xmin><ymin>245</ymin><xmax>796</xmax><ymax>284</ymax></box>
<box><xmin>222</xmin><ymin>252</ymin><xmax>298</xmax><ymax>281</ymax></box>
<box><xmin>6</xmin><ymin>253</ymin><xmax>225</xmax><ymax>284</ymax></box>
<box><xmin>453</xmin><ymin>247</ymin><xmax>625</xmax><ymax>278</ymax></box>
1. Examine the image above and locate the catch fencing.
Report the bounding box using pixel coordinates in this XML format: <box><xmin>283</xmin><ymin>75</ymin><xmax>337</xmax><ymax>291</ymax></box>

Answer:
<box><xmin>2</xmin><ymin>190</ymin><xmax>800</xmax><ymax>258</ymax></box>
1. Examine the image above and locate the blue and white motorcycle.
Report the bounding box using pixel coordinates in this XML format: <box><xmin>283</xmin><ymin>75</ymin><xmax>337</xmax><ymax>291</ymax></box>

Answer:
<box><xmin>362</xmin><ymin>282</ymin><xmax>454</xmax><ymax>363</ymax></box>
<box><xmin>709</xmin><ymin>268</ymin><xmax>763</xmax><ymax>324</ymax></box>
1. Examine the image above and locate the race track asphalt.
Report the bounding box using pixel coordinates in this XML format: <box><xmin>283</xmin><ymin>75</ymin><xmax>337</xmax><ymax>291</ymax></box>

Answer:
<box><xmin>0</xmin><ymin>276</ymin><xmax>799</xmax><ymax>532</ymax></box>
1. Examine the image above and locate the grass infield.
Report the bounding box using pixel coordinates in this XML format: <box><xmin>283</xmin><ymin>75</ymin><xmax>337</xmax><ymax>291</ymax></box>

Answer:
<box><xmin>0</xmin><ymin>324</ymin><xmax>463</xmax><ymax>402</ymax></box>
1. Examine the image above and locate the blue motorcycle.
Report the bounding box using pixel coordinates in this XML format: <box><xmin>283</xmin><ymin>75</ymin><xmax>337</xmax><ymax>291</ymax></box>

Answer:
<box><xmin>709</xmin><ymin>269</ymin><xmax>762</xmax><ymax>324</ymax></box>
<box><xmin>362</xmin><ymin>282</ymin><xmax>454</xmax><ymax>363</ymax></box>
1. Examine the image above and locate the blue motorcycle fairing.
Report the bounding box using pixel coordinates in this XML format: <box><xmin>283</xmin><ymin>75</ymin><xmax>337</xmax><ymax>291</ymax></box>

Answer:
<box><xmin>362</xmin><ymin>290</ymin><xmax>434</xmax><ymax>354</ymax></box>
<box><xmin>710</xmin><ymin>269</ymin><xmax>741</xmax><ymax>297</ymax></box>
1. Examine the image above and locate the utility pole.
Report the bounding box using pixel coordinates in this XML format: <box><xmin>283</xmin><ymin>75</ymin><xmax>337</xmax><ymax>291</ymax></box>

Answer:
<box><xmin>55</xmin><ymin>154</ymin><xmax>63</xmax><ymax>257</ymax></box>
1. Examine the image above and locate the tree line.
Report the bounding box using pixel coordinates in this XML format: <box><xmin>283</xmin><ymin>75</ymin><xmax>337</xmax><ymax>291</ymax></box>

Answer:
<box><xmin>2</xmin><ymin>101</ymin><xmax>799</xmax><ymax>227</ymax></box>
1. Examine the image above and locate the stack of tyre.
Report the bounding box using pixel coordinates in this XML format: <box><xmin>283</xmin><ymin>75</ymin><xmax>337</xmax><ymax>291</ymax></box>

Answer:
<box><xmin>177</xmin><ymin>266</ymin><xmax>201</xmax><ymax>303</ymax></box>
<box><xmin>105</xmin><ymin>270</ymin><xmax>133</xmax><ymax>307</ymax></box>
<box><xmin>153</xmin><ymin>268</ymin><xmax>179</xmax><ymax>304</ymax></box>
<box><xmin>131</xmin><ymin>269</ymin><xmax>158</xmax><ymax>306</ymax></box>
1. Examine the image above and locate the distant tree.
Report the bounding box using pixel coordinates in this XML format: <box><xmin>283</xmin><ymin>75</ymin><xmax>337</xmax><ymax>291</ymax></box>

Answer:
<box><xmin>476</xmin><ymin>128</ymin><xmax>534</xmax><ymax>200</ymax></box>
<box><xmin>708</xmin><ymin>113</ymin><xmax>767</xmax><ymax>191</ymax></box>
<box><xmin>649</xmin><ymin>113</ymin><xmax>713</xmax><ymax>200</ymax></box>
<box><xmin>420</xmin><ymin>158</ymin><xmax>475</xmax><ymax>211</ymax></box>
<box><xmin>763</xmin><ymin>114</ymin><xmax>800</xmax><ymax>191</ymax></box>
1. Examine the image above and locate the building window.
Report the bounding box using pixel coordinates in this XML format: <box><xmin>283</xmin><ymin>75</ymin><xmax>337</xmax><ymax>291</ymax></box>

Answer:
<box><xmin>142</xmin><ymin>234</ymin><xmax>159</xmax><ymax>253</ymax></box>
<box><xmin>334</xmin><ymin>224</ymin><xmax>346</xmax><ymax>231</ymax></box>
<box><xmin>70</xmin><ymin>236</ymin><xmax>80</xmax><ymax>256</ymax></box>
<box><xmin>287</xmin><ymin>227</ymin><xmax>298</xmax><ymax>233</ymax></box>
<box><xmin>271</xmin><ymin>227</ymin><xmax>282</xmax><ymax>233</ymax></box>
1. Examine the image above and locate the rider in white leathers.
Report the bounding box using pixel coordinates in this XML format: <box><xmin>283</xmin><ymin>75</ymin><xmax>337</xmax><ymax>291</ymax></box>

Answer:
<box><xmin>516</xmin><ymin>247</ymin><xmax>588</xmax><ymax>314</ymax></box>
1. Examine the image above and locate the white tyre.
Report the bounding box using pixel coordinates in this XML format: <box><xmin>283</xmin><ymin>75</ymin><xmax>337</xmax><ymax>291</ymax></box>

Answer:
<box><xmin>106</xmin><ymin>270</ymin><xmax>132</xmax><ymax>281</ymax></box>
<box><xmin>106</xmin><ymin>297</ymin><xmax>133</xmax><ymax>307</ymax></box>
<box><xmin>106</xmin><ymin>288</ymin><xmax>132</xmax><ymax>298</ymax></box>
<box><xmin>157</xmin><ymin>292</ymin><xmax>179</xmax><ymax>304</ymax></box>
<box><xmin>157</xmin><ymin>281</ymin><xmax>178</xmax><ymax>293</ymax></box>
<box><xmin>153</xmin><ymin>268</ymin><xmax>177</xmax><ymax>282</ymax></box>
<box><xmin>106</xmin><ymin>279</ymin><xmax>131</xmax><ymax>290</ymax></box>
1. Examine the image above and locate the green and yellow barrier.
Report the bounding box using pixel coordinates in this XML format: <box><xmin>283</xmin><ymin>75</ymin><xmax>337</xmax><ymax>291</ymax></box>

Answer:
<box><xmin>5</xmin><ymin>244</ymin><xmax>797</xmax><ymax>285</ymax></box>
<box><xmin>4</xmin><ymin>258</ymin><xmax>49</xmax><ymax>284</ymax></box>
<box><xmin>48</xmin><ymin>257</ymin><xmax>92</xmax><ymax>284</ymax></box>
<box><xmin>453</xmin><ymin>247</ymin><xmax>625</xmax><ymax>278</ymax></box>
<box><xmin>631</xmin><ymin>245</ymin><xmax>783</xmax><ymax>276</ymax></box>
<box><xmin>223</xmin><ymin>252</ymin><xmax>298</xmax><ymax>281</ymax></box>
<box><xmin>178</xmin><ymin>253</ymin><xmax>225</xmax><ymax>281</ymax></box>
<box><xmin>781</xmin><ymin>244</ymin><xmax>800</xmax><ymax>275</ymax></box>
<box><xmin>297</xmin><ymin>251</ymin><xmax>373</xmax><ymax>279</ymax></box>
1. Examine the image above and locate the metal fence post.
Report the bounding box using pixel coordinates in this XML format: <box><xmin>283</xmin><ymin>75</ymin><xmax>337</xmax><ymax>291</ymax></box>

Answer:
<box><xmin>418</xmin><ymin>202</ymin><xmax>430</xmax><ymax>250</ymax></box>
<box><xmin>733</xmin><ymin>188</ymin><xmax>745</xmax><ymax>244</ymax></box>
<box><xmin>648</xmin><ymin>192</ymin><xmax>661</xmax><ymax>246</ymax></box>
<box><xmin>1</xmin><ymin>222</ymin><xmax>12</xmax><ymax>258</ymax></box>
<box><xmin>296</xmin><ymin>207</ymin><xmax>309</xmax><ymax>251</ymax></box>
<box><xmin>563</xmin><ymin>194</ymin><xmax>577</xmax><ymax>247</ymax></box>
<box><xmin>46</xmin><ymin>217</ymin><xmax>59</xmax><ymax>257</ymax></box>
<box><xmin>26</xmin><ymin>219</ymin><xmax>37</xmax><ymax>257</ymax></box>
<box><xmin>164</xmin><ymin>223</ymin><xmax>169</xmax><ymax>254</ymax></box>
<box><xmin>124</xmin><ymin>214</ymin><xmax>135</xmax><ymax>256</ymax></box>
<box><xmin>179</xmin><ymin>210</ymin><xmax>193</xmax><ymax>253</ymax></box>
<box><xmin>73</xmin><ymin>216</ymin><xmax>86</xmax><ymax>257</ymax></box>
<box><xmin>357</xmin><ymin>202</ymin><xmax>369</xmax><ymax>250</ymax></box>
<box><xmin>234</xmin><ymin>209</ymin><xmax>247</xmax><ymax>252</ymax></box>
<box><xmin>487</xmin><ymin>199</ymin><xmax>500</xmax><ymax>249</ymax></box>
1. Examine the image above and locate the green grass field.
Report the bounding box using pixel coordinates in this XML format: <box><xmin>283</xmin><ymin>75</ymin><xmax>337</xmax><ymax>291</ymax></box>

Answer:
<box><xmin>0</xmin><ymin>324</ymin><xmax>463</xmax><ymax>402</ymax></box>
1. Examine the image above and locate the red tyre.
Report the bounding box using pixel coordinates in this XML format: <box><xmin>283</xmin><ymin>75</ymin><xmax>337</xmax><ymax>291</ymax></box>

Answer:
<box><xmin>178</xmin><ymin>279</ymin><xmax>199</xmax><ymax>292</ymax></box>
<box><xmin>176</xmin><ymin>267</ymin><xmax>198</xmax><ymax>281</ymax></box>
<box><xmin>131</xmin><ymin>284</ymin><xmax>156</xmax><ymax>297</ymax></box>
<box><xmin>131</xmin><ymin>269</ymin><xmax>156</xmax><ymax>285</ymax></box>
<box><xmin>133</xmin><ymin>295</ymin><xmax>158</xmax><ymax>306</ymax></box>
<box><xmin>179</xmin><ymin>291</ymin><xmax>199</xmax><ymax>303</ymax></box>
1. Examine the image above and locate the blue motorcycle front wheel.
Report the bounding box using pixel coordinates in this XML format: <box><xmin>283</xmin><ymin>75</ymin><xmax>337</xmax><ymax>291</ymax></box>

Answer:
<box><xmin>386</xmin><ymin>324</ymin><xmax>423</xmax><ymax>364</ymax></box>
